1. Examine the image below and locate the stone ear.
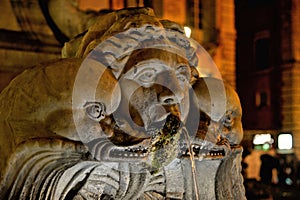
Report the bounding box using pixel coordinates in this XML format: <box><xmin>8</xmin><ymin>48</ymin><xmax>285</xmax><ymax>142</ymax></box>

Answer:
<box><xmin>84</xmin><ymin>102</ymin><xmax>106</xmax><ymax>122</ymax></box>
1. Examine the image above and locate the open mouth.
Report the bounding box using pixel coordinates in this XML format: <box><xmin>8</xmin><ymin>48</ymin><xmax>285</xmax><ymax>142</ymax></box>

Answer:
<box><xmin>180</xmin><ymin>143</ymin><xmax>226</xmax><ymax>160</ymax></box>
<box><xmin>88</xmin><ymin>137</ymin><xmax>232</xmax><ymax>164</ymax></box>
<box><xmin>88</xmin><ymin>113</ymin><xmax>235</xmax><ymax>163</ymax></box>
<box><xmin>110</xmin><ymin>145</ymin><xmax>149</xmax><ymax>159</ymax></box>
<box><xmin>88</xmin><ymin>113</ymin><xmax>181</xmax><ymax>162</ymax></box>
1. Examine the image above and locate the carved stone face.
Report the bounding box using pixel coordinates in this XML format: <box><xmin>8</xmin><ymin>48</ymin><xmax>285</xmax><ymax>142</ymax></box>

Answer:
<box><xmin>69</xmin><ymin>10</ymin><xmax>199</xmax><ymax>171</ymax></box>
<box><xmin>185</xmin><ymin>77</ymin><xmax>243</xmax><ymax>160</ymax></box>
<box><xmin>89</xmin><ymin>48</ymin><xmax>191</xmax><ymax>169</ymax></box>
<box><xmin>119</xmin><ymin>48</ymin><xmax>190</xmax><ymax>132</ymax></box>
<box><xmin>220</xmin><ymin>82</ymin><xmax>243</xmax><ymax>145</ymax></box>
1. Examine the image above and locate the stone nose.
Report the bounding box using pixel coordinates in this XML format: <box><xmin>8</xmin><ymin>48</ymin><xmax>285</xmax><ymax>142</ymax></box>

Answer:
<box><xmin>159</xmin><ymin>92</ymin><xmax>178</xmax><ymax>105</ymax></box>
<box><xmin>158</xmin><ymin>88</ymin><xmax>183</xmax><ymax>106</ymax></box>
<box><xmin>156</xmin><ymin>70</ymin><xmax>185</xmax><ymax>106</ymax></box>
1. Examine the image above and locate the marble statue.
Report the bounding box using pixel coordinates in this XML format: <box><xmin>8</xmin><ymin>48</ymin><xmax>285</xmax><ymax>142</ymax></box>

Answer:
<box><xmin>0</xmin><ymin>7</ymin><xmax>246</xmax><ymax>199</ymax></box>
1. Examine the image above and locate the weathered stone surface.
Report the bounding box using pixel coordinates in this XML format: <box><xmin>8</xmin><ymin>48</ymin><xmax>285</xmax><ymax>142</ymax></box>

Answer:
<box><xmin>0</xmin><ymin>8</ymin><xmax>246</xmax><ymax>199</ymax></box>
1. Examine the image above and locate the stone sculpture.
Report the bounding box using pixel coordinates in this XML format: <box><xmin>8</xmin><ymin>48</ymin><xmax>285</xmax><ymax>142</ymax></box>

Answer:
<box><xmin>0</xmin><ymin>7</ymin><xmax>246</xmax><ymax>199</ymax></box>
<box><xmin>190</xmin><ymin>77</ymin><xmax>245</xmax><ymax>199</ymax></box>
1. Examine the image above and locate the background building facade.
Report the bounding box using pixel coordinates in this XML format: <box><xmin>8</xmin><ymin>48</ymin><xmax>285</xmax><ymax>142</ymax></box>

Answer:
<box><xmin>236</xmin><ymin>0</ymin><xmax>300</xmax><ymax>161</ymax></box>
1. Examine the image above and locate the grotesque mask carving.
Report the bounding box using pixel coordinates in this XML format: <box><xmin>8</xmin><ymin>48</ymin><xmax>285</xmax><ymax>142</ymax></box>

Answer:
<box><xmin>0</xmin><ymin>7</ymin><xmax>246</xmax><ymax>200</ymax></box>
<box><xmin>191</xmin><ymin>77</ymin><xmax>243</xmax><ymax>147</ymax></box>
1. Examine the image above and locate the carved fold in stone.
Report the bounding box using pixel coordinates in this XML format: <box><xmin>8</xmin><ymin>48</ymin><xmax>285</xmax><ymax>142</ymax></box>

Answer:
<box><xmin>0</xmin><ymin>139</ymin><xmax>89</xmax><ymax>199</ymax></box>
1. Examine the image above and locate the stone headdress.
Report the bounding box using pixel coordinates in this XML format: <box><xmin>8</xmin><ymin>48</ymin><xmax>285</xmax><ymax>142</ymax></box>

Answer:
<box><xmin>63</xmin><ymin>7</ymin><xmax>199</xmax><ymax>80</ymax></box>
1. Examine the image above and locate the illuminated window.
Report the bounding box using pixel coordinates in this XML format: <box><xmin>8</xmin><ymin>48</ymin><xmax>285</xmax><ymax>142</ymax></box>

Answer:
<box><xmin>253</xmin><ymin>134</ymin><xmax>273</xmax><ymax>145</ymax></box>
<box><xmin>253</xmin><ymin>133</ymin><xmax>274</xmax><ymax>150</ymax></box>
<box><xmin>278</xmin><ymin>133</ymin><xmax>293</xmax><ymax>150</ymax></box>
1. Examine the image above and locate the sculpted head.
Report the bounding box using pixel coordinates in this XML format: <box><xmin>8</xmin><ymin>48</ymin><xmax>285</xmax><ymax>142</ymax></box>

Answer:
<box><xmin>68</xmin><ymin>8</ymin><xmax>200</xmax><ymax>171</ymax></box>
<box><xmin>114</xmin><ymin>47</ymin><xmax>195</xmax><ymax>170</ymax></box>
<box><xmin>118</xmin><ymin>48</ymin><xmax>191</xmax><ymax>131</ymax></box>
<box><xmin>191</xmin><ymin>77</ymin><xmax>243</xmax><ymax>148</ymax></box>
<box><xmin>83</xmin><ymin>45</ymin><xmax>197</xmax><ymax>171</ymax></box>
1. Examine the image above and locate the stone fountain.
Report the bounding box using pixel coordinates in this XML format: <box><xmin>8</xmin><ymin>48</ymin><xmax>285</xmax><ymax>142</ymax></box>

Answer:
<box><xmin>0</xmin><ymin>7</ymin><xmax>246</xmax><ymax>200</ymax></box>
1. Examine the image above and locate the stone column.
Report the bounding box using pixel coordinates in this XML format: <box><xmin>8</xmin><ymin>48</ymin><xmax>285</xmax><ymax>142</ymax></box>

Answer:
<box><xmin>280</xmin><ymin>0</ymin><xmax>300</xmax><ymax>158</ymax></box>
<box><xmin>215</xmin><ymin>0</ymin><xmax>236</xmax><ymax>89</ymax></box>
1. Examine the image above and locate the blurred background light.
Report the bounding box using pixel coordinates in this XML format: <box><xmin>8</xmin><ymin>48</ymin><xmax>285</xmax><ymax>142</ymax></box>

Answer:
<box><xmin>278</xmin><ymin>133</ymin><xmax>293</xmax><ymax>150</ymax></box>
<box><xmin>253</xmin><ymin>134</ymin><xmax>273</xmax><ymax>145</ymax></box>
<box><xmin>184</xmin><ymin>26</ymin><xmax>191</xmax><ymax>38</ymax></box>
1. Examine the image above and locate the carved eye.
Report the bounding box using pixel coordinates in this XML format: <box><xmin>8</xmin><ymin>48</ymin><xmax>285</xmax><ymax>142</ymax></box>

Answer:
<box><xmin>223</xmin><ymin>111</ymin><xmax>234</xmax><ymax>128</ymax></box>
<box><xmin>84</xmin><ymin>102</ymin><xmax>106</xmax><ymax>121</ymax></box>
<box><xmin>135</xmin><ymin>68</ymin><xmax>156</xmax><ymax>86</ymax></box>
